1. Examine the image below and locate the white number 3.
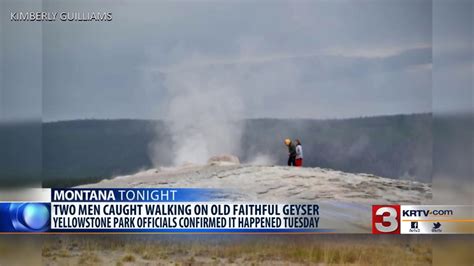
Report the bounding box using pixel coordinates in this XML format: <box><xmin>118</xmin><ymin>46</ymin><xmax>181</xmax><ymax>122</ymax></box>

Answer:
<box><xmin>375</xmin><ymin>207</ymin><xmax>398</xmax><ymax>232</ymax></box>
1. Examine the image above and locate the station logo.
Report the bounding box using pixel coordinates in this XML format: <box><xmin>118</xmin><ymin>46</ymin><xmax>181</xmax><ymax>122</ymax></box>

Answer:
<box><xmin>372</xmin><ymin>205</ymin><xmax>400</xmax><ymax>234</ymax></box>
<box><xmin>8</xmin><ymin>203</ymin><xmax>50</xmax><ymax>232</ymax></box>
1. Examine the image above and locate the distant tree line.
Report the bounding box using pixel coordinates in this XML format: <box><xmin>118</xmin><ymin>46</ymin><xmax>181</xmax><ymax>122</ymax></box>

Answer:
<box><xmin>37</xmin><ymin>114</ymin><xmax>432</xmax><ymax>187</ymax></box>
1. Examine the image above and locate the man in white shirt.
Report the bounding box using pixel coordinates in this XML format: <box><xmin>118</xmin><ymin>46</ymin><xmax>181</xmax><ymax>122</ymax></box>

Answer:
<box><xmin>295</xmin><ymin>139</ymin><xmax>303</xmax><ymax>167</ymax></box>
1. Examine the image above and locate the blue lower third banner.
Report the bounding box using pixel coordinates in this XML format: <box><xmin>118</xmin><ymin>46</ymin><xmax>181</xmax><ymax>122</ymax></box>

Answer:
<box><xmin>0</xmin><ymin>188</ymin><xmax>329</xmax><ymax>233</ymax></box>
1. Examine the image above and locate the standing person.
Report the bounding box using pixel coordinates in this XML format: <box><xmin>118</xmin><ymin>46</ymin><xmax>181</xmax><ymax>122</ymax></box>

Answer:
<box><xmin>284</xmin><ymin>138</ymin><xmax>296</xmax><ymax>166</ymax></box>
<box><xmin>295</xmin><ymin>139</ymin><xmax>303</xmax><ymax>167</ymax></box>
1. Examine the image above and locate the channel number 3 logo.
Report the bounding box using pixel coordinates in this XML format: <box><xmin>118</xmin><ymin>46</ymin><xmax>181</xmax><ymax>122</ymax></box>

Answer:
<box><xmin>372</xmin><ymin>205</ymin><xmax>400</xmax><ymax>234</ymax></box>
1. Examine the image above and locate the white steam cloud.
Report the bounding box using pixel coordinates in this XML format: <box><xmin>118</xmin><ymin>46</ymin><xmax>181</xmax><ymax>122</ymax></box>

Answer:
<box><xmin>147</xmin><ymin>40</ymin><xmax>302</xmax><ymax>166</ymax></box>
<box><xmin>155</xmin><ymin>54</ymin><xmax>246</xmax><ymax>165</ymax></box>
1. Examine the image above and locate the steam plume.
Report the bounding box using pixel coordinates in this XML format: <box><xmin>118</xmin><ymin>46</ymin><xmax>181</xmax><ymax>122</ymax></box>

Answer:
<box><xmin>154</xmin><ymin>55</ymin><xmax>245</xmax><ymax>165</ymax></box>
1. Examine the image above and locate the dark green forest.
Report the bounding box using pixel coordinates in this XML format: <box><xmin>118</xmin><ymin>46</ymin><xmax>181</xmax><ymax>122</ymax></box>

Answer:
<box><xmin>38</xmin><ymin>114</ymin><xmax>432</xmax><ymax>187</ymax></box>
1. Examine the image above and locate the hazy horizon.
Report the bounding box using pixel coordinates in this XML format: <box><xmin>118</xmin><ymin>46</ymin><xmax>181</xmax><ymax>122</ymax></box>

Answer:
<box><xmin>42</xmin><ymin>111</ymin><xmax>434</xmax><ymax>123</ymax></box>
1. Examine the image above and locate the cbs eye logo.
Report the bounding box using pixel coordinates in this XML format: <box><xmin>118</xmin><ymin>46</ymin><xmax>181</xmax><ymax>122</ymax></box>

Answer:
<box><xmin>9</xmin><ymin>203</ymin><xmax>50</xmax><ymax>232</ymax></box>
<box><xmin>372</xmin><ymin>205</ymin><xmax>400</xmax><ymax>234</ymax></box>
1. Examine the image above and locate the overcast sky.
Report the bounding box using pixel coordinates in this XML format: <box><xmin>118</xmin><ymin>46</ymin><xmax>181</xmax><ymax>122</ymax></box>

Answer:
<box><xmin>2</xmin><ymin>0</ymin><xmax>470</xmax><ymax>121</ymax></box>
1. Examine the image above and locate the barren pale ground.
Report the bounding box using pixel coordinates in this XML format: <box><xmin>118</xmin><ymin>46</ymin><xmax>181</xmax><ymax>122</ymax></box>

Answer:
<box><xmin>79</xmin><ymin>162</ymin><xmax>431</xmax><ymax>204</ymax></box>
<box><xmin>78</xmin><ymin>160</ymin><xmax>431</xmax><ymax>232</ymax></box>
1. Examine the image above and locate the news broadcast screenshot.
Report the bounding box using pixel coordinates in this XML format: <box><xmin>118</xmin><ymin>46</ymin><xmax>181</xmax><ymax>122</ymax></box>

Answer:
<box><xmin>1</xmin><ymin>0</ymin><xmax>473</xmax><ymax>265</ymax></box>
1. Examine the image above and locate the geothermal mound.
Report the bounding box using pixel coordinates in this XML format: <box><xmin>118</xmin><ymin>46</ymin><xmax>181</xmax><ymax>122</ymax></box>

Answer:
<box><xmin>79</xmin><ymin>164</ymin><xmax>431</xmax><ymax>232</ymax></box>
<box><xmin>82</xmin><ymin>163</ymin><xmax>430</xmax><ymax>205</ymax></box>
